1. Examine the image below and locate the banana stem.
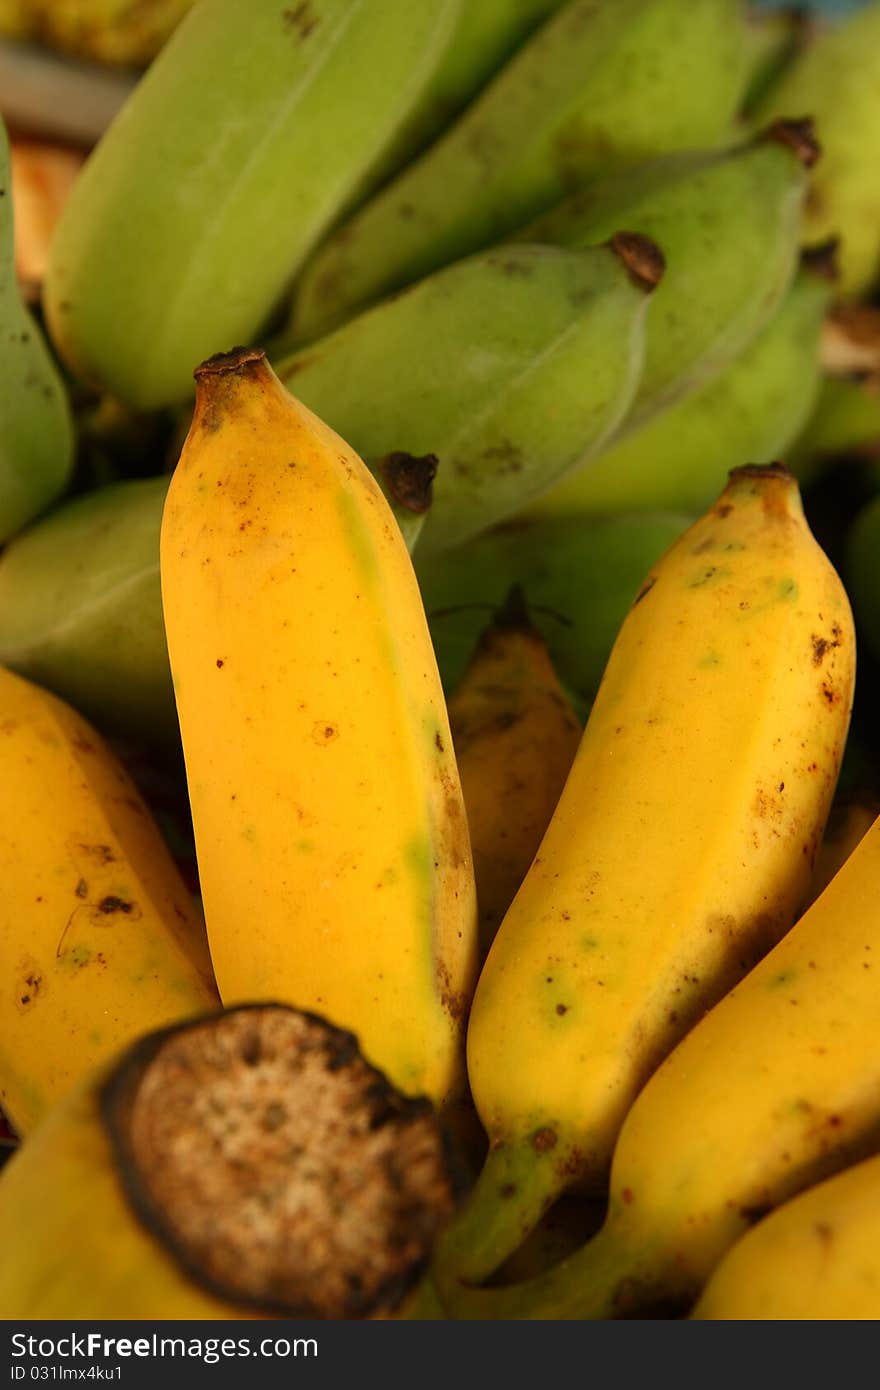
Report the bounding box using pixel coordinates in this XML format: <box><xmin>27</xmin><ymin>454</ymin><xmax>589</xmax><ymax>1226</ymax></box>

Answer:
<box><xmin>443</xmin><ymin>1217</ymin><xmax>670</xmax><ymax>1320</ymax></box>
<box><xmin>432</xmin><ymin>1139</ymin><xmax>569</xmax><ymax>1295</ymax></box>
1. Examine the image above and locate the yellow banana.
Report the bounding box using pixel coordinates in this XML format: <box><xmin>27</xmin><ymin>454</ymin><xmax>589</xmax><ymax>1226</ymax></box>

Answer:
<box><xmin>447</xmin><ymin>587</ymin><xmax>581</xmax><ymax>961</ymax></box>
<box><xmin>0</xmin><ymin>664</ymin><xmax>218</xmax><ymax>1138</ymax></box>
<box><xmin>454</xmin><ymin>815</ymin><xmax>880</xmax><ymax>1321</ymax></box>
<box><xmin>160</xmin><ymin>349</ymin><xmax>478</xmax><ymax>1108</ymax></box>
<box><xmin>692</xmin><ymin>1148</ymin><xmax>880</xmax><ymax>1319</ymax></box>
<box><xmin>435</xmin><ymin>464</ymin><xmax>855</xmax><ymax>1300</ymax></box>
<box><xmin>0</xmin><ymin>1004</ymin><xmax>457</xmax><ymax>1319</ymax></box>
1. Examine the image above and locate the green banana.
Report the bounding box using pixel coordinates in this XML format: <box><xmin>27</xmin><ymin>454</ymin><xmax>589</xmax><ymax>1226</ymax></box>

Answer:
<box><xmin>738</xmin><ymin>4</ymin><xmax>812</xmax><ymax>119</ymax></box>
<box><xmin>788</xmin><ymin>374</ymin><xmax>880</xmax><ymax>488</ymax></box>
<box><xmin>365</xmin><ymin>0</ymin><xmax>569</xmax><ymax>196</ymax></box>
<box><xmin>44</xmin><ymin>0</ymin><xmax>463</xmax><ymax>411</ymax></box>
<box><xmin>753</xmin><ymin>0</ymin><xmax>880</xmax><ymax>297</ymax></box>
<box><xmin>0</xmin><ymin>116</ymin><xmax>74</xmax><ymax>545</ymax></box>
<box><xmin>285</xmin><ymin>0</ymin><xmax>751</xmax><ymax>346</ymax></box>
<box><xmin>0</xmin><ymin>476</ymin><xmax>176</xmax><ymax>747</ymax></box>
<box><xmin>275</xmin><ymin>236</ymin><xmax>663</xmax><ymax>556</ymax></box>
<box><xmin>413</xmin><ymin>510</ymin><xmax>692</xmax><ymax>707</ymax></box>
<box><xmin>524</xmin><ymin>245</ymin><xmax>835</xmax><ymax>520</ymax></box>
<box><xmin>517</xmin><ymin>119</ymin><xmax>817</xmax><ymax>434</ymax></box>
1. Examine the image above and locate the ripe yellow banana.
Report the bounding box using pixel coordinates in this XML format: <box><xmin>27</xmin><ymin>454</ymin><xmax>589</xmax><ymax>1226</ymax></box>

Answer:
<box><xmin>447</xmin><ymin>587</ymin><xmax>581</xmax><ymax>961</ymax></box>
<box><xmin>692</xmin><ymin>1146</ymin><xmax>880</xmax><ymax>1319</ymax></box>
<box><xmin>435</xmin><ymin>464</ymin><xmax>855</xmax><ymax>1300</ymax></box>
<box><xmin>0</xmin><ymin>664</ymin><xmax>218</xmax><ymax>1138</ymax></box>
<box><xmin>0</xmin><ymin>1004</ymin><xmax>457</xmax><ymax>1318</ymax></box>
<box><xmin>456</xmin><ymin>808</ymin><xmax>880</xmax><ymax>1321</ymax></box>
<box><xmin>160</xmin><ymin>350</ymin><xmax>478</xmax><ymax>1107</ymax></box>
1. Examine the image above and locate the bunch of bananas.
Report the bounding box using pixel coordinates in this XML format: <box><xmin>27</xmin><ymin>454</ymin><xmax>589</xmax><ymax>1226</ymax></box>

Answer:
<box><xmin>2</xmin><ymin>0</ymin><xmax>880</xmax><ymax>1322</ymax></box>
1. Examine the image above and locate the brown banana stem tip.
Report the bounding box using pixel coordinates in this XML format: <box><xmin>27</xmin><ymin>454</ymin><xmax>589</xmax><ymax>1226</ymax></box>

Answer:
<box><xmin>800</xmin><ymin>238</ymin><xmax>840</xmax><ymax>282</ymax></box>
<box><xmin>608</xmin><ymin>231</ymin><xmax>666</xmax><ymax>292</ymax></box>
<box><xmin>760</xmin><ymin>116</ymin><xmax>821</xmax><ymax>168</ymax></box>
<box><xmin>100</xmin><ymin>1004</ymin><xmax>459</xmax><ymax>1319</ymax></box>
<box><xmin>194</xmin><ymin>346</ymin><xmax>266</xmax><ymax>378</ymax></box>
<box><xmin>377</xmin><ymin>451</ymin><xmax>439</xmax><ymax>514</ymax></box>
<box><xmin>728</xmin><ymin>461</ymin><xmax>794</xmax><ymax>483</ymax></box>
<box><xmin>491</xmin><ymin>583</ymin><xmax>534</xmax><ymax>634</ymax></box>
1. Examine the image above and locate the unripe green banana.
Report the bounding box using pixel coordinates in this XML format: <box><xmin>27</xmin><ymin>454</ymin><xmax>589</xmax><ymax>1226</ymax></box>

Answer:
<box><xmin>0</xmin><ymin>117</ymin><xmax>74</xmax><ymax>545</ymax></box>
<box><xmin>518</xmin><ymin>120</ymin><xmax>817</xmax><ymax>434</ymax></box>
<box><xmin>44</xmin><ymin>0</ymin><xmax>463</xmax><ymax>411</ymax></box>
<box><xmin>275</xmin><ymin>236</ymin><xmax>663</xmax><ymax>555</ymax></box>
<box><xmin>0</xmin><ymin>476</ymin><xmax>176</xmax><ymax>747</ymax></box>
<box><xmin>524</xmin><ymin>246</ymin><xmax>835</xmax><ymax>520</ymax></box>
<box><xmin>413</xmin><ymin>510</ymin><xmax>692</xmax><ymax>706</ymax></box>
<box><xmin>753</xmin><ymin>0</ymin><xmax>880</xmax><ymax>297</ymax></box>
<box><xmin>285</xmin><ymin>0</ymin><xmax>751</xmax><ymax>346</ymax></box>
<box><xmin>365</xmin><ymin>0</ymin><xmax>569</xmax><ymax>196</ymax></box>
<box><xmin>739</xmin><ymin>4</ymin><xmax>812</xmax><ymax>119</ymax></box>
<box><xmin>788</xmin><ymin>374</ymin><xmax>880</xmax><ymax>488</ymax></box>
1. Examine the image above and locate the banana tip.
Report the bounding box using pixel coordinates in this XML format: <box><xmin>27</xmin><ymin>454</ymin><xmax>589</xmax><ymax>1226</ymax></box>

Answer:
<box><xmin>760</xmin><ymin>117</ymin><xmax>822</xmax><ymax>168</ymax></box>
<box><xmin>609</xmin><ymin>232</ymin><xmax>666</xmax><ymax>292</ymax></box>
<box><xmin>101</xmin><ymin>1003</ymin><xmax>458</xmax><ymax>1319</ymax></box>
<box><xmin>194</xmin><ymin>346</ymin><xmax>266</xmax><ymax>379</ymax></box>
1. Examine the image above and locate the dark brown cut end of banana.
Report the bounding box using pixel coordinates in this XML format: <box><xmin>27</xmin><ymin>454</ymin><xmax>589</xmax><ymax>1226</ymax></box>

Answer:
<box><xmin>728</xmin><ymin>461</ymin><xmax>793</xmax><ymax>483</ymax></box>
<box><xmin>100</xmin><ymin>1004</ymin><xmax>458</xmax><ymax>1319</ymax></box>
<box><xmin>194</xmin><ymin>345</ymin><xmax>266</xmax><ymax>378</ymax></box>
<box><xmin>800</xmin><ymin>238</ymin><xmax>840</xmax><ymax>283</ymax></box>
<box><xmin>377</xmin><ymin>451</ymin><xmax>439</xmax><ymax>514</ymax></box>
<box><xmin>760</xmin><ymin>116</ymin><xmax>821</xmax><ymax>168</ymax></box>
<box><xmin>608</xmin><ymin>231</ymin><xmax>666</xmax><ymax>292</ymax></box>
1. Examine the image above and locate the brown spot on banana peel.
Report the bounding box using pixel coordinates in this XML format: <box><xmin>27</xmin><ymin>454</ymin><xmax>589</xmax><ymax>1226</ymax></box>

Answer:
<box><xmin>100</xmin><ymin>1005</ymin><xmax>458</xmax><ymax>1320</ymax></box>
<box><xmin>608</xmin><ymin>232</ymin><xmax>666</xmax><ymax>293</ymax></box>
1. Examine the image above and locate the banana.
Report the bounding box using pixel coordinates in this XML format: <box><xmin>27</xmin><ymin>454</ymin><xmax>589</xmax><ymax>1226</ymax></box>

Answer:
<box><xmin>518</xmin><ymin>119</ymin><xmax>817</xmax><ymax>434</ymax></box>
<box><xmin>20</xmin><ymin>0</ymin><xmax>193</xmax><ymax>66</ymax></box>
<box><xmin>738</xmin><ymin>4</ymin><xmax>812</xmax><ymax>119</ymax></box>
<box><xmin>0</xmin><ymin>663</ymin><xmax>218</xmax><ymax>1138</ymax></box>
<box><xmin>451</xmin><ymin>807</ymin><xmax>880</xmax><ymax>1322</ymax></box>
<box><xmin>44</xmin><ymin>0</ymin><xmax>463</xmax><ymax>411</ymax></box>
<box><xmin>433</xmin><ymin>464</ymin><xmax>855</xmax><ymax>1299</ymax></box>
<box><xmin>160</xmin><ymin>349</ymin><xmax>478</xmax><ymax>1107</ymax></box>
<box><xmin>752</xmin><ymin>0</ymin><xmax>880</xmax><ymax>297</ymax></box>
<box><xmin>523</xmin><ymin>244</ymin><xmax>836</xmax><ymax>520</ymax></box>
<box><xmin>691</xmin><ymin>1149</ymin><xmax>880</xmax><ymax>1319</ymax></box>
<box><xmin>448</xmin><ymin>587</ymin><xmax>581</xmax><ymax>960</ymax></box>
<box><xmin>275</xmin><ymin>235</ymin><xmax>663</xmax><ymax>555</ymax></box>
<box><xmin>0</xmin><ymin>1004</ymin><xmax>457</xmax><ymax>1318</ymax></box>
<box><xmin>286</xmin><ymin>0</ymin><xmax>751</xmax><ymax>345</ymax></box>
<box><xmin>0</xmin><ymin>475</ymin><xmax>176</xmax><ymax>747</ymax></box>
<box><xmin>0</xmin><ymin>432</ymin><xmax>433</xmax><ymax>751</ymax></box>
<box><xmin>0</xmin><ymin>0</ymin><xmax>31</xmax><ymax>38</ymax></box>
<box><xmin>415</xmin><ymin>510</ymin><xmax>692</xmax><ymax>704</ymax></box>
<box><xmin>0</xmin><ymin>116</ymin><xmax>74</xmax><ymax>544</ymax></box>
<box><xmin>788</xmin><ymin>374</ymin><xmax>880</xmax><ymax>488</ymax></box>
<box><xmin>363</xmin><ymin>0</ymin><xmax>569</xmax><ymax>197</ymax></box>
